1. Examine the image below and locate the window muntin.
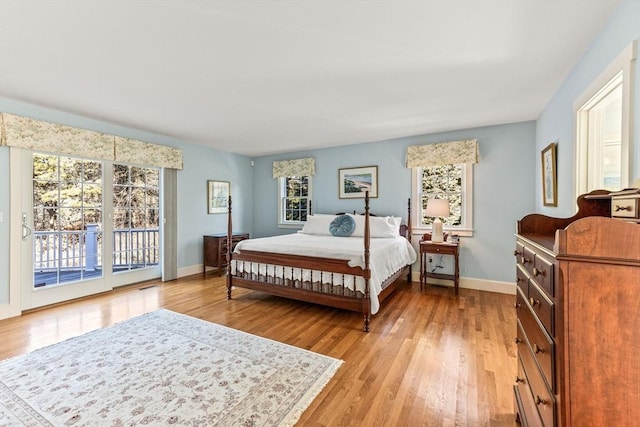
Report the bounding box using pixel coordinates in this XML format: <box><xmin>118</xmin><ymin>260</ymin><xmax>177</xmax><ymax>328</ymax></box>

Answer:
<box><xmin>279</xmin><ymin>176</ymin><xmax>311</xmax><ymax>226</ymax></box>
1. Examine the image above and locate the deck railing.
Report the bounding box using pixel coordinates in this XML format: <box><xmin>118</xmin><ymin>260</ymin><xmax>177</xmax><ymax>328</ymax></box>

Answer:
<box><xmin>33</xmin><ymin>225</ymin><xmax>159</xmax><ymax>272</ymax></box>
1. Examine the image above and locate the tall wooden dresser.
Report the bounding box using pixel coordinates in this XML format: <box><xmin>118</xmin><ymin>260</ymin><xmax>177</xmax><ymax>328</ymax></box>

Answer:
<box><xmin>514</xmin><ymin>190</ymin><xmax>640</xmax><ymax>426</ymax></box>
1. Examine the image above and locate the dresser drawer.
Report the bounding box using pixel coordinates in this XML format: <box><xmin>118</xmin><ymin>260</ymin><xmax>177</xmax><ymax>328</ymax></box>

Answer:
<box><xmin>518</xmin><ymin>321</ymin><xmax>556</xmax><ymax>427</ymax></box>
<box><xmin>517</xmin><ymin>291</ymin><xmax>555</xmax><ymax>392</ymax></box>
<box><xmin>516</xmin><ymin>265</ymin><xmax>528</xmax><ymax>293</ymax></box>
<box><xmin>611</xmin><ymin>197</ymin><xmax>639</xmax><ymax>219</ymax></box>
<box><xmin>532</xmin><ymin>254</ymin><xmax>554</xmax><ymax>297</ymax></box>
<box><xmin>515</xmin><ymin>355</ymin><xmax>543</xmax><ymax>427</ymax></box>
<box><xmin>527</xmin><ymin>281</ymin><xmax>554</xmax><ymax>336</ymax></box>
<box><xmin>522</xmin><ymin>246</ymin><xmax>536</xmax><ymax>276</ymax></box>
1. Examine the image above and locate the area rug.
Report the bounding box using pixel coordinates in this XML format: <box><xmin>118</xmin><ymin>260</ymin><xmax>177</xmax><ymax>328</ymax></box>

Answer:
<box><xmin>0</xmin><ymin>309</ymin><xmax>343</xmax><ymax>426</ymax></box>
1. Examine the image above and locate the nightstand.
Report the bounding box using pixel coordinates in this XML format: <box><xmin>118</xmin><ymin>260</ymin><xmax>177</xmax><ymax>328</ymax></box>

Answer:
<box><xmin>419</xmin><ymin>239</ymin><xmax>460</xmax><ymax>295</ymax></box>
<box><xmin>203</xmin><ymin>233</ymin><xmax>249</xmax><ymax>275</ymax></box>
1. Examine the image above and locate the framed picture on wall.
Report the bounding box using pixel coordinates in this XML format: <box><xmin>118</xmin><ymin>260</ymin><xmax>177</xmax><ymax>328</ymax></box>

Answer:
<box><xmin>207</xmin><ymin>180</ymin><xmax>230</xmax><ymax>214</ymax></box>
<box><xmin>541</xmin><ymin>143</ymin><xmax>557</xmax><ymax>207</ymax></box>
<box><xmin>338</xmin><ymin>166</ymin><xmax>378</xmax><ymax>198</ymax></box>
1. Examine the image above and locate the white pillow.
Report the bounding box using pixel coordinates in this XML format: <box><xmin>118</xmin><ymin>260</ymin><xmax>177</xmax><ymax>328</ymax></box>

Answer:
<box><xmin>298</xmin><ymin>214</ymin><xmax>336</xmax><ymax>235</ymax></box>
<box><xmin>349</xmin><ymin>214</ymin><xmax>401</xmax><ymax>238</ymax></box>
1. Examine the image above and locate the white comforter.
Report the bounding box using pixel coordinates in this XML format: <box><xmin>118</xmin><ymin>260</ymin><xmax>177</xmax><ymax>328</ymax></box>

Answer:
<box><xmin>231</xmin><ymin>233</ymin><xmax>417</xmax><ymax>314</ymax></box>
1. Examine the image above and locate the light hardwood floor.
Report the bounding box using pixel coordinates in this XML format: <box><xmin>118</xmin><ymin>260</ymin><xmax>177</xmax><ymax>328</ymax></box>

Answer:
<box><xmin>0</xmin><ymin>275</ymin><xmax>518</xmax><ymax>426</ymax></box>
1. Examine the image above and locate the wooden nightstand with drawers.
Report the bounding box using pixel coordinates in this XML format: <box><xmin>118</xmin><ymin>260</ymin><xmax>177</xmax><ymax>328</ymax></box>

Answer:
<box><xmin>203</xmin><ymin>233</ymin><xmax>249</xmax><ymax>275</ymax></box>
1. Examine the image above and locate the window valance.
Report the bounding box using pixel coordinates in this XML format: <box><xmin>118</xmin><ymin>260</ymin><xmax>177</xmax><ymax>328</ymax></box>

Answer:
<box><xmin>114</xmin><ymin>137</ymin><xmax>183</xmax><ymax>170</ymax></box>
<box><xmin>406</xmin><ymin>139</ymin><xmax>478</xmax><ymax>168</ymax></box>
<box><xmin>272</xmin><ymin>157</ymin><xmax>316</xmax><ymax>178</ymax></box>
<box><xmin>0</xmin><ymin>112</ymin><xmax>183</xmax><ymax>169</ymax></box>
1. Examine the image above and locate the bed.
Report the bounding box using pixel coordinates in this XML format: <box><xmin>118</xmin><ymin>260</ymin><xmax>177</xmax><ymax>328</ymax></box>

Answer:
<box><xmin>225</xmin><ymin>193</ymin><xmax>417</xmax><ymax>331</ymax></box>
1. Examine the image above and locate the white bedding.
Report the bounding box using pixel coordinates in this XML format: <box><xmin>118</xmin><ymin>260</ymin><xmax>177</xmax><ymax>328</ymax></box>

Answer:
<box><xmin>231</xmin><ymin>233</ymin><xmax>417</xmax><ymax>314</ymax></box>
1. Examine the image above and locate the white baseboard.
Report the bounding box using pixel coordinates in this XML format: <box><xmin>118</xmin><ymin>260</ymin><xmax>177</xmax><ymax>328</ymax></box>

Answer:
<box><xmin>410</xmin><ymin>271</ymin><xmax>515</xmax><ymax>295</ymax></box>
<box><xmin>178</xmin><ymin>264</ymin><xmax>229</xmax><ymax>279</ymax></box>
<box><xmin>0</xmin><ymin>303</ymin><xmax>21</xmax><ymax>320</ymax></box>
<box><xmin>178</xmin><ymin>264</ymin><xmax>205</xmax><ymax>278</ymax></box>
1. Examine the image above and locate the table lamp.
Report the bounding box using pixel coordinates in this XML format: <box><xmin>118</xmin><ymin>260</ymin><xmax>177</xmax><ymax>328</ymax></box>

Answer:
<box><xmin>425</xmin><ymin>198</ymin><xmax>450</xmax><ymax>242</ymax></box>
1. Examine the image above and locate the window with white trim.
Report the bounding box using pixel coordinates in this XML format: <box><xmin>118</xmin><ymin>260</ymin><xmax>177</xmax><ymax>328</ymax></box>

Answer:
<box><xmin>412</xmin><ymin>163</ymin><xmax>473</xmax><ymax>236</ymax></box>
<box><xmin>575</xmin><ymin>41</ymin><xmax>635</xmax><ymax>196</ymax></box>
<box><xmin>278</xmin><ymin>175</ymin><xmax>311</xmax><ymax>227</ymax></box>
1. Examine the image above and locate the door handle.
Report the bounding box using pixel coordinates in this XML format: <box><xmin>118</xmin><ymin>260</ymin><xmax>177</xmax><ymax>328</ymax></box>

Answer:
<box><xmin>21</xmin><ymin>214</ymin><xmax>32</xmax><ymax>241</ymax></box>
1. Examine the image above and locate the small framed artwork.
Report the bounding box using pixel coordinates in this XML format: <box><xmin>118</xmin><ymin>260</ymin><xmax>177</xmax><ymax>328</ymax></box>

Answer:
<box><xmin>207</xmin><ymin>180</ymin><xmax>230</xmax><ymax>214</ymax></box>
<box><xmin>339</xmin><ymin>166</ymin><xmax>378</xmax><ymax>199</ymax></box>
<box><xmin>541</xmin><ymin>143</ymin><xmax>557</xmax><ymax>207</ymax></box>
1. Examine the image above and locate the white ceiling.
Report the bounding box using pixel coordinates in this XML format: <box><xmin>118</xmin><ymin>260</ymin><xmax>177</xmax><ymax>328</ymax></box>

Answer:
<box><xmin>0</xmin><ymin>0</ymin><xmax>621</xmax><ymax>157</ymax></box>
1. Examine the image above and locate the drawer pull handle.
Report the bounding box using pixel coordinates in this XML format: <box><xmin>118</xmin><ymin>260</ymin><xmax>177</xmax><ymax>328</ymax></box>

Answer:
<box><xmin>529</xmin><ymin>297</ymin><xmax>540</xmax><ymax>307</ymax></box>
<box><xmin>514</xmin><ymin>301</ymin><xmax>521</xmax><ymax>309</ymax></box>
<box><xmin>532</xmin><ymin>267</ymin><xmax>545</xmax><ymax>277</ymax></box>
<box><xmin>514</xmin><ymin>337</ymin><xmax>522</xmax><ymax>344</ymax></box>
<box><xmin>615</xmin><ymin>204</ymin><xmax>632</xmax><ymax>212</ymax></box>
<box><xmin>535</xmin><ymin>395</ymin><xmax>545</xmax><ymax>405</ymax></box>
<box><xmin>522</xmin><ymin>257</ymin><xmax>530</xmax><ymax>265</ymax></box>
<box><xmin>513</xmin><ymin>250</ymin><xmax>522</xmax><ymax>256</ymax></box>
<box><xmin>533</xmin><ymin>343</ymin><xmax>544</xmax><ymax>354</ymax></box>
<box><xmin>515</xmin><ymin>376</ymin><xmax>524</xmax><ymax>383</ymax></box>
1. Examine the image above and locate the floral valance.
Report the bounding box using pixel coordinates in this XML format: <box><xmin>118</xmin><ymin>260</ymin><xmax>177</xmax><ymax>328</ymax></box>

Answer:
<box><xmin>0</xmin><ymin>112</ymin><xmax>115</xmax><ymax>160</ymax></box>
<box><xmin>406</xmin><ymin>139</ymin><xmax>478</xmax><ymax>168</ymax></box>
<box><xmin>0</xmin><ymin>112</ymin><xmax>183</xmax><ymax>170</ymax></box>
<box><xmin>114</xmin><ymin>137</ymin><xmax>183</xmax><ymax>170</ymax></box>
<box><xmin>272</xmin><ymin>157</ymin><xmax>316</xmax><ymax>178</ymax></box>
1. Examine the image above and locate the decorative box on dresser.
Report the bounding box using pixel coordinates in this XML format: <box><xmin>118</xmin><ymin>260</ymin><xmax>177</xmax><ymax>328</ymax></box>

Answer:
<box><xmin>203</xmin><ymin>233</ymin><xmax>249</xmax><ymax>275</ymax></box>
<box><xmin>514</xmin><ymin>190</ymin><xmax>640</xmax><ymax>427</ymax></box>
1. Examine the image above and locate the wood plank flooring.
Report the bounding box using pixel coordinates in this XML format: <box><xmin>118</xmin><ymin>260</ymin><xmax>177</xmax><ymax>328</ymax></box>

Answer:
<box><xmin>0</xmin><ymin>275</ymin><xmax>518</xmax><ymax>426</ymax></box>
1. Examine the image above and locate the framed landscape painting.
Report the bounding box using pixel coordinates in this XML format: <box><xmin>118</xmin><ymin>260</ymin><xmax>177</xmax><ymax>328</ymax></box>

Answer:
<box><xmin>207</xmin><ymin>180</ymin><xmax>230</xmax><ymax>214</ymax></box>
<box><xmin>541</xmin><ymin>143</ymin><xmax>557</xmax><ymax>207</ymax></box>
<box><xmin>339</xmin><ymin>166</ymin><xmax>378</xmax><ymax>199</ymax></box>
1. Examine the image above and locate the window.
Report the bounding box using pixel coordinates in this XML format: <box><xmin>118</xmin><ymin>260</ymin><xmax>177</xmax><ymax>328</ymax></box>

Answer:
<box><xmin>33</xmin><ymin>154</ymin><xmax>103</xmax><ymax>287</ymax></box>
<box><xmin>113</xmin><ymin>164</ymin><xmax>160</xmax><ymax>272</ymax></box>
<box><xmin>412</xmin><ymin>163</ymin><xmax>473</xmax><ymax>235</ymax></box>
<box><xmin>278</xmin><ymin>175</ymin><xmax>311</xmax><ymax>227</ymax></box>
<box><xmin>575</xmin><ymin>41</ymin><xmax>635</xmax><ymax>196</ymax></box>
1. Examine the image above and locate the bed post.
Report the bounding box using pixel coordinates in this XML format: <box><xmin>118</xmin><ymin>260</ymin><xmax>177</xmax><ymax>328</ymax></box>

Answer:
<box><xmin>226</xmin><ymin>195</ymin><xmax>233</xmax><ymax>300</ymax></box>
<box><xmin>407</xmin><ymin>198</ymin><xmax>412</xmax><ymax>283</ymax></box>
<box><xmin>363</xmin><ymin>191</ymin><xmax>371</xmax><ymax>332</ymax></box>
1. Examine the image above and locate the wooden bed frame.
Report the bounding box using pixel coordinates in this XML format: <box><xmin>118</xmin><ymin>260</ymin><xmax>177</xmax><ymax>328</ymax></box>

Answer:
<box><xmin>225</xmin><ymin>193</ymin><xmax>412</xmax><ymax>331</ymax></box>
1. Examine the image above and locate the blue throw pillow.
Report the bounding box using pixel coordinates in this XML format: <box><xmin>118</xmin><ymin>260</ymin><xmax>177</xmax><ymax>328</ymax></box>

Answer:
<box><xmin>329</xmin><ymin>214</ymin><xmax>356</xmax><ymax>237</ymax></box>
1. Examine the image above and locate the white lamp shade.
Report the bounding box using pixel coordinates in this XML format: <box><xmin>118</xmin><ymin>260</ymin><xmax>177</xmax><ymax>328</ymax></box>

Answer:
<box><xmin>425</xmin><ymin>199</ymin><xmax>450</xmax><ymax>243</ymax></box>
<box><xmin>425</xmin><ymin>198</ymin><xmax>450</xmax><ymax>217</ymax></box>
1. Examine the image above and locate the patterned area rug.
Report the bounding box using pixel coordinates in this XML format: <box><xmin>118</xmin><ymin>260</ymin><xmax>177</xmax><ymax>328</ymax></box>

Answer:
<box><xmin>0</xmin><ymin>309</ymin><xmax>342</xmax><ymax>426</ymax></box>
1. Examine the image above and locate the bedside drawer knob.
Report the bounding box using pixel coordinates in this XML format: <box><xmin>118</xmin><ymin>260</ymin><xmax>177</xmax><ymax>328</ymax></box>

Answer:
<box><xmin>514</xmin><ymin>301</ymin><xmax>521</xmax><ymax>309</ymax></box>
<box><xmin>615</xmin><ymin>204</ymin><xmax>631</xmax><ymax>211</ymax></box>
<box><xmin>514</xmin><ymin>337</ymin><xmax>522</xmax><ymax>344</ymax></box>
<box><xmin>529</xmin><ymin>297</ymin><xmax>540</xmax><ymax>307</ymax></box>
<box><xmin>513</xmin><ymin>250</ymin><xmax>522</xmax><ymax>256</ymax></box>
<box><xmin>535</xmin><ymin>395</ymin><xmax>545</xmax><ymax>405</ymax></box>
<box><xmin>515</xmin><ymin>376</ymin><xmax>524</xmax><ymax>383</ymax></box>
<box><xmin>522</xmin><ymin>257</ymin><xmax>530</xmax><ymax>265</ymax></box>
<box><xmin>533</xmin><ymin>343</ymin><xmax>544</xmax><ymax>354</ymax></box>
<box><xmin>533</xmin><ymin>267</ymin><xmax>544</xmax><ymax>277</ymax></box>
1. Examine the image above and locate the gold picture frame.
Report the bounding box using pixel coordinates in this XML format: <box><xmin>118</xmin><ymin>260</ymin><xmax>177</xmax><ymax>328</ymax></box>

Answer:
<box><xmin>541</xmin><ymin>143</ymin><xmax>557</xmax><ymax>207</ymax></box>
<box><xmin>338</xmin><ymin>166</ymin><xmax>378</xmax><ymax>199</ymax></box>
<box><xmin>207</xmin><ymin>180</ymin><xmax>230</xmax><ymax>214</ymax></box>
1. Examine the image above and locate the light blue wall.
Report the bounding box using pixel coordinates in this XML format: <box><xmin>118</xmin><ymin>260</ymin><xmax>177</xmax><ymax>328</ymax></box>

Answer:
<box><xmin>0</xmin><ymin>147</ymin><xmax>9</xmax><ymax>304</ymax></box>
<box><xmin>253</xmin><ymin>121</ymin><xmax>536</xmax><ymax>284</ymax></box>
<box><xmin>536</xmin><ymin>0</ymin><xmax>640</xmax><ymax>216</ymax></box>
<box><xmin>0</xmin><ymin>98</ymin><xmax>253</xmax><ymax>291</ymax></box>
